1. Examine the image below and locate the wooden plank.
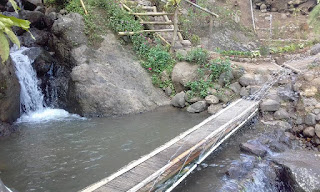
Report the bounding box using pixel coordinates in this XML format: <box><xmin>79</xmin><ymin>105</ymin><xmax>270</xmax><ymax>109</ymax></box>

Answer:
<box><xmin>130</xmin><ymin>12</ymin><xmax>174</xmax><ymax>16</ymax></box>
<box><xmin>140</xmin><ymin>21</ymin><xmax>174</xmax><ymax>25</ymax></box>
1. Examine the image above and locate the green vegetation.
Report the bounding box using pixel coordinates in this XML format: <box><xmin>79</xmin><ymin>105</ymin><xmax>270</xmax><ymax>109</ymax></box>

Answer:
<box><xmin>185</xmin><ymin>48</ymin><xmax>209</xmax><ymax>65</ymax></box>
<box><xmin>186</xmin><ymin>58</ymin><xmax>231</xmax><ymax>98</ymax></box>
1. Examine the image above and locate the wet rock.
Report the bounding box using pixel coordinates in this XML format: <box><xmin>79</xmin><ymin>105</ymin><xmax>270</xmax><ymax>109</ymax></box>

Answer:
<box><xmin>171</xmin><ymin>92</ymin><xmax>186</xmax><ymax>108</ymax></box>
<box><xmin>229</xmin><ymin>82</ymin><xmax>241</xmax><ymax>94</ymax></box>
<box><xmin>205</xmin><ymin>95</ymin><xmax>219</xmax><ymax>104</ymax></box>
<box><xmin>226</xmin><ymin>154</ymin><xmax>256</xmax><ymax>179</ymax></box>
<box><xmin>171</xmin><ymin>62</ymin><xmax>198</xmax><ymax>92</ymax></box>
<box><xmin>305</xmin><ymin>113</ymin><xmax>316</xmax><ymax>126</ymax></box>
<box><xmin>315</xmin><ymin>124</ymin><xmax>320</xmax><ymax>138</ymax></box>
<box><xmin>19</xmin><ymin>10</ymin><xmax>53</xmax><ymax>30</ymax></box>
<box><xmin>187</xmin><ymin>101</ymin><xmax>208</xmax><ymax>113</ymax></box>
<box><xmin>207</xmin><ymin>104</ymin><xmax>223</xmax><ymax>114</ymax></box>
<box><xmin>303</xmin><ymin>126</ymin><xmax>315</xmax><ymax>137</ymax></box>
<box><xmin>20</xmin><ymin>28</ymin><xmax>52</xmax><ymax>47</ymax></box>
<box><xmin>274</xmin><ymin>108</ymin><xmax>290</xmax><ymax>120</ymax></box>
<box><xmin>260</xmin><ymin>99</ymin><xmax>280</xmax><ymax>112</ymax></box>
<box><xmin>0</xmin><ymin>179</ymin><xmax>11</xmax><ymax>192</ymax></box>
<box><xmin>310</xmin><ymin>43</ymin><xmax>320</xmax><ymax>55</ymax></box>
<box><xmin>240</xmin><ymin>140</ymin><xmax>268</xmax><ymax>157</ymax></box>
<box><xmin>0</xmin><ymin>58</ymin><xmax>20</xmax><ymax>123</ymax></box>
<box><xmin>271</xmin><ymin>150</ymin><xmax>320</xmax><ymax>192</ymax></box>
<box><xmin>240</xmin><ymin>87</ymin><xmax>249</xmax><ymax>97</ymax></box>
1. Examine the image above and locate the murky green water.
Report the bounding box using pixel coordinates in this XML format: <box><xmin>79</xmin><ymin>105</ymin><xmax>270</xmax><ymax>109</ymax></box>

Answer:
<box><xmin>0</xmin><ymin>107</ymin><xmax>208</xmax><ymax>192</ymax></box>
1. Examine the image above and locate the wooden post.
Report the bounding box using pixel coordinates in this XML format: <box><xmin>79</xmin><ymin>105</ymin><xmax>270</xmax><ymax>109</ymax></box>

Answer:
<box><xmin>80</xmin><ymin>0</ymin><xmax>88</xmax><ymax>15</ymax></box>
<box><xmin>250</xmin><ymin>0</ymin><xmax>256</xmax><ymax>32</ymax></box>
<box><xmin>171</xmin><ymin>6</ymin><xmax>179</xmax><ymax>53</ymax></box>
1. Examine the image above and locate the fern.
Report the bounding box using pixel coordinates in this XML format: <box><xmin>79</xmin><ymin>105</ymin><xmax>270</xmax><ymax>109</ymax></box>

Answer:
<box><xmin>309</xmin><ymin>4</ymin><xmax>320</xmax><ymax>34</ymax></box>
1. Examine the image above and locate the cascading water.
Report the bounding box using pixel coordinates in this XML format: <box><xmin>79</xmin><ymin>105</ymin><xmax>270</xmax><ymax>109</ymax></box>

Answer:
<box><xmin>10</xmin><ymin>46</ymin><xmax>83</xmax><ymax>123</ymax></box>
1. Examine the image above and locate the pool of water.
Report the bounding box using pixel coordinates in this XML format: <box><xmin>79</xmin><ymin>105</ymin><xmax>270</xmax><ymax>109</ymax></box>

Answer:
<box><xmin>0</xmin><ymin>107</ymin><xmax>209</xmax><ymax>192</ymax></box>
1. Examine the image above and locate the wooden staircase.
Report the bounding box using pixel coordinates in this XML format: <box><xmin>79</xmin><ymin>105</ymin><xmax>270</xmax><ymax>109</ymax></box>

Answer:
<box><xmin>119</xmin><ymin>0</ymin><xmax>191</xmax><ymax>48</ymax></box>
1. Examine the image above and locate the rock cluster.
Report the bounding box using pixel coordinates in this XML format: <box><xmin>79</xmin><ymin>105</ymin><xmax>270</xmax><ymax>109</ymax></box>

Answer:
<box><xmin>254</xmin><ymin>0</ymin><xmax>316</xmax><ymax>14</ymax></box>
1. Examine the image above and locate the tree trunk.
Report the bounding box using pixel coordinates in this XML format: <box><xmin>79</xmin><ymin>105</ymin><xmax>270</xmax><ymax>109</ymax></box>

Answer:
<box><xmin>171</xmin><ymin>6</ymin><xmax>179</xmax><ymax>53</ymax></box>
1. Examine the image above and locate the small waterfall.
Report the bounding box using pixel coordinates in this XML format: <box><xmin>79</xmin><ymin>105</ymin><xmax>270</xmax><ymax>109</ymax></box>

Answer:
<box><xmin>10</xmin><ymin>47</ymin><xmax>45</xmax><ymax>113</ymax></box>
<box><xmin>10</xmin><ymin>46</ymin><xmax>84</xmax><ymax>123</ymax></box>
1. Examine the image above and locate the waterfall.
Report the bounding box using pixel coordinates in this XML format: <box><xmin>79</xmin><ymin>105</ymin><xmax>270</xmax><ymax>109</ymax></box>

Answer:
<box><xmin>10</xmin><ymin>46</ymin><xmax>84</xmax><ymax>123</ymax></box>
<box><xmin>10</xmin><ymin>47</ymin><xmax>45</xmax><ymax>113</ymax></box>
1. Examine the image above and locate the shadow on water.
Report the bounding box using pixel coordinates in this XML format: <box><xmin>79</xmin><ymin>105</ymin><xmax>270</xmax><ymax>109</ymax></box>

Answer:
<box><xmin>0</xmin><ymin>106</ymin><xmax>209</xmax><ymax>192</ymax></box>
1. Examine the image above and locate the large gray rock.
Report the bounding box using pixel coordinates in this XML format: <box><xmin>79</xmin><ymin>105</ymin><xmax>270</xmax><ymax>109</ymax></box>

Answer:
<box><xmin>187</xmin><ymin>101</ymin><xmax>208</xmax><ymax>113</ymax></box>
<box><xmin>51</xmin><ymin>13</ymin><xmax>88</xmax><ymax>65</ymax></box>
<box><xmin>205</xmin><ymin>95</ymin><xmax>219</xmax><ymax>104</ymax></box>
<box><xmin>305</xmin><ymin>113</ymin><xmax>316</xmax><ymax>126</ymax></box>
<box><xmin>207</xmin><ymin>104</ymin><xmax>223</xmax><ymax>114</ymax></box>
<box><xmin>310</xmin><ymin>43</ymin><xmax>320</xmax><ymax>55</ymax></box>
<box><xmin>239</xmin><ymin>74</ymin><xmax>268</xmax><ymax>87</ymax></box>
<box><xmin>303</xmin><ymin>126</ymin><xmax>315</xmax><ymax>137</ymax></box>
<box><xmin>229</xmin><ymin>82</ymin><xmax>241</xmax><ymax>94</ymax></box>
<box><xmin>218</xmin><ymin>70</ymin><xmax>234</xmax><ymax>86</ymax></box>
<box><xmin>19</xmin><ymin>10</ymin><xmax>53</xmax><ymax>30</ymax></box>
<box><xmin>68</xmin><ymin>33</ymin><xmax>169</xmax><ymax>116</ymax></box>
<box><xmin>0</xmin><ymin>58</ymin><xmax>20</xmax><ymax>123</ymax></box>
<box><xmin>171</xmin><ymin>92</ymin><xmax>186</xmax><ymax>108</ymax></box>
<box><xmin>260</xmin><ymin>99</ymin><xmax>280</xmax><ymax>112</ymax></box>
<box><xmin>274</xmin><ymin>108</ymin><xmax>290</xmax><ymax>120</ymax></box>
<box><xmin>171</xmin><ymin>62</ymin><xmax>198</xmax><ymax>93</ymax></box>
<box><xmin>240</xmin><ymin>140</ymin><xmax>268</xmax><ymax>157</ymax></box>
<box><xmin>240</xmin><ymin>87</ymin><xmax>249</xmax><ymax>97</ymax></box>
<box><xmin>271</xmin><ymin>150</ymin><xmax>320</xmax><ymax>192</ymax></box>
<box><xmin>20</xmin><ymin>27</ymin><xmax>52</xmax><ymax>47</ymax></box>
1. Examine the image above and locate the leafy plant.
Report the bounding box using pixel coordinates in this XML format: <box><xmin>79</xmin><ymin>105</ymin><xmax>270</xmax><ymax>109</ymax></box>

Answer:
<box><xmin>186</xmin><ymin>47</ymin><xmax>209</xmax><ymax>65</ymax></box>
<box><xmin>0</xmin><ymin>0</ymin><xmax>32</xmax><ymax>62</ymax></box>
<box><xmin>309</xmin><ymin>4</ymin><xmax>320</xmax><ymax>34</ymax></box>
<box><xmin>186</xmin><ymin>79</ymin><xmax>213</xmax><ymax>98</ymax></box>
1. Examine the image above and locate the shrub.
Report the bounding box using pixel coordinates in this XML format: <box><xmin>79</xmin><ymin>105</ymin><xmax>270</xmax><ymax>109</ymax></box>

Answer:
<box><xmin>186</xmin><ymin>47</ymin><xmax>209</xmax><ymax>65</ymax></box>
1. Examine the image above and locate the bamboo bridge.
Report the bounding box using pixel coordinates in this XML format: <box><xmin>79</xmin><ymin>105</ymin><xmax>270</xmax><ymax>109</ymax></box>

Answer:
<box><xmin>80</xmin><ymin>98</ymin><xmax>260</xmax><ymax>192</ymax></box>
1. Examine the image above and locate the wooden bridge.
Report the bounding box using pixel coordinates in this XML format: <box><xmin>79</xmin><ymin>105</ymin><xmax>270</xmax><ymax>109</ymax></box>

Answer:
<box><xmin>80</xmin><ymin>98</ymin><xmax>260</xmax><ymax>192</ymax></box>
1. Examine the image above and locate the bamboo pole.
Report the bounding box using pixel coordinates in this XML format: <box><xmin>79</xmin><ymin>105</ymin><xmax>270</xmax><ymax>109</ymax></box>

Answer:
<box><xmin>140</xmin><ymin>21</ymin><xmax>174</xmax><ymax>25</ymax></box>
<box><xmin>183</xmin><ymin>0</ymin><xmax>219</xmax><ymax>18</ymax></box>
<box><xmin>130</xmin><ymin>12</ymin><xmax>174</xmax><ymax>16</ymax></box>
<box><xmin>250</xmin><ymin>0</ymin><xmax>256</xmax><ymax>32</ymax></box>
<box><xmin>163</xmin><ymin>15</ymin><xmax>184</xmax><ymax>41</ymax></box>
<box><xmin>171</xmin><ymin>7</ymin><xmax>179</xmax><ymax>52</ymax></box>
<box><xmin>80</xmin><ymin>0</ymin><xmax>88</xmax><ymax>15</ymax></box>
<box><xmin>118</xmin><ymin>29</ymin><xmax>177</xmax><ymax>36</ymax></box>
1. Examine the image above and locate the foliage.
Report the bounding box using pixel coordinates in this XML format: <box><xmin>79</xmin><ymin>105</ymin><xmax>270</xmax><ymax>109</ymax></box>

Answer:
<box><xmin>166</xmin><ymin>0</ymin><xmax>181</xmax><ymax>7</ymax></box>
<box><xmin>186</xmin><ymin>47</ymin><xmax>209</xmax><ymax>65</ymax></box>
<box><xmin>309</xmin><ymin>4</ymin><xmax>320</xmax><ymax>34</ymax></box>
<box><xmin>190</xmin><ymin>34</ymin><xmax>200</xmax><ymax>45</ymax></box>
<box><xmin>0</xmin><ymin>1</ymin><xmax>32</xmax><ymax>62</ymax></box>
<box><xmin>186</xmin><ymin>79</ymin><xmax>213</xmax><ymax>98</ymax></box>
<box><xmin>205</xmin><ymin>58</ymin><xmax>231</xmax><ymax>81</ymax></box>
<box><xmin>143</xmin><ymin>45</ymin><xmax>175</xmax><ymax>73</ymax></box>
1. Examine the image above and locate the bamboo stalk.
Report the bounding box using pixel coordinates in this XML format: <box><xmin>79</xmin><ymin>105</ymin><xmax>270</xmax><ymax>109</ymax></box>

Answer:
<box><xmin>140</xmin><ymin>21</ymin><xmax>174</xmax><ymax>25</ymax></box>
<box><xmin>171</xmin><ymin>7</ymin><xmax>179</xmax><ymax>52</ymax></box>
<box><xmin>130</xmin><ymin>12</ymin><xmax>174</xmax><ymax>16</ymax></box>
<box><xmin>119</xmin><ymin>29</ymin><xmax>179</xmax><ymax>36</ymax></box>
<box><xmin>183</xmin><ymin>0</ymin><xmax>219</xmax><ymax>18</ymax></box>
<box><xmin>79</xmin><ymin>0</ymin><xmax>88</xmax><ymax>15</ymax></box>
<box><xmin>163</xmin><ymin>15</ymin><xmax>184</xmax><ymax>41</ymax></box>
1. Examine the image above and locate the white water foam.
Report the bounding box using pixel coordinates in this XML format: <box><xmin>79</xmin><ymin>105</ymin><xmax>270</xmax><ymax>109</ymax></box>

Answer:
<box><xmin>10</xmin><ymin>46</ymin><xmax>85</xmax><ymax>124</ymax></box>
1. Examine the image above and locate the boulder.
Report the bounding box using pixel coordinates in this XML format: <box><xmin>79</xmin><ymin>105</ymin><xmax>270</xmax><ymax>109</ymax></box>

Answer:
<box><xmin>205</xmin><ymin>95</ymin><xmax>219</xmax><ymax>104</ymax></box>
<box><xmin>277</xmin><ymin>84</ymin><xmax>297</xmax><ymax>101</ymax></box>
<box><xmin>207</xmin><ymin>104</ymin><xmax>223</xmax><ymax>114</ymax></box>
<box><xmin>293</xmin><ymin>125</ymin><xmax>304</xmax><ymax>133</ymax></box>
<box><xmin>187</xmin><ymin>101</ymin><xmax>208</xmax><ymax>113</ymax></box>
<box><xmin>240</xmin><ymin>140</ymin><xmax>268</xmax><ymax>157</ymax></box>
<box><xmin>171</xmin><ymin>62</ymin><xmax>198</xmax><ymax>92</ymax></box>
<box><xmin>310</xmin><ymin>43</ymin><xmax>320</xmax><ymax>55</ymax></box>
<box><xmin>20</xmin><ymin>28</ymin><xmax>52</xmax><ymax>47</ymax></box>
<box><xmin>240</xmin><ymin>87</ymin><xmax>249</xmax><ymax>97</ymax></box>
<box><xmin>0</xmin><ymin>58</ymin><xmax>20</xmax><ymax>123</ymax></box>
<box><xmin>51</xmin><ymin>13</ymin><xmax>88</xmax><ymax>64</ymax></box>
<box><xmin>68</xmin><ymin>33</ymin><xmax>169</xmax><ymax>116</ymax></box>
<box><xmin>171</xmin><ymin>92</ymin><xmax>186</xmax><ymax>108</ymax></box>
<box><xmin>0</xmin><ymin>179</ymin><xmax>11</xmax><ymax>192</ymax></box>
<box><xmin>266</xmin><ymin>89</ymin><xmax>281</xmax><ymax>102</ymax></box>
<box><xmin>19</xmin><ymin>10</ymin><xmax>53</xmax><ymax>30</ymax></box>
<box><xmin>260</xmin><ymin>99</ymin><xmax>280</xmax><ymax>112</ymax></box>
<box><xmin>239</xmin><ymin>73</ymin><xmax>255</xmax><ymax>86</ymax></box>
<box><xmin>305</xmin><ymin>113</ymin><xmax>316</xmax><ymax>126</ymax></box>
<box><xmin>317</xmin><ymin>114</ymin><xmax>320</xmax><ymax>121</ymax></box>
<box><xmin>315</xmin><ymin>124</ymin><xmax>320</xmax><ymax>138</ymax></box>
<box><xmin>274</xmin><ymin>108</ymin><xmax>290</xmax><ymax>120</ymax></box>
<box><xmin>303</xmin><ymin>126</ymin><xmax>315</xmax><ymax>137</ymax></box>
<box><xmin>229</xmin><ymin>82</ymin><xmax>241</xmax><ymax>94</ymax></box>
<box><xmin>218</xmin><ymin>70</ymin><xmax>234</xmax><ymax>86</ymax></box>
